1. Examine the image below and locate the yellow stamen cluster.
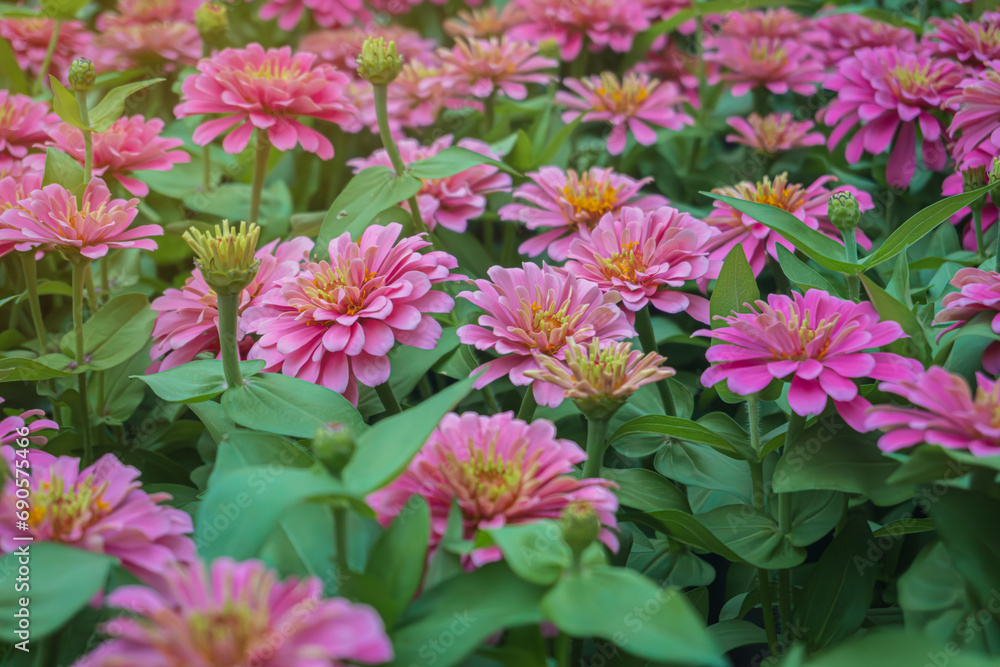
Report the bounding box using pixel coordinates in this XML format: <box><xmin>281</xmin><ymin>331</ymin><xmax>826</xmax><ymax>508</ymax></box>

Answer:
<box><xmin>29</xmin><ymin>475</ymin><xmax>112</xmax><ymax>541</ymax></box>
<box><xmin>562</xmin><ymin>171</ymin><xmax>618</xmax><ymax>225</ymax></box>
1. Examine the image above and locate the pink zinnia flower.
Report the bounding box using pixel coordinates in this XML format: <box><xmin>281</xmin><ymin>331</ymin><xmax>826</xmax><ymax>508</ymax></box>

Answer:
<box><xmin>387</xmin><ymin>61</ymin><xmax>450</xmax><ymax>130</ymax></box>
<box><xmin>928</xmin><ymin>12</ymin><xmax>1000</xmax><ymax>67</ymax></box>
<box><xmin>347</xmin><ymin>136</ymin><xmax>510</xmax><ymax>232</ymax></box>
<box><xmin>0</xmin><ymin>451</ymin><xmax>196</xmax><ymax>589</ymax></box>
<box><xmin>819</xmin><ymin>46</ymin><xmax>963</xmax><ymax>188</ymax></box>
<box><xmin>704</xmin><ymin>173</ymin><xmax>873</xmax><ymax>276</ymax></box>
<box><xmin>174</xmin><ymin>44</ymin><xmax>356</xmax><ymax>159</ymax></box>
<box><xmin>565</xmin><ymin>206</ymin><xmax>717</xmax><ymax>323</ymax></box>
<box><xmin>0</xmin><ymin>397</ymin><xmax>57</xmax><ymax>447</ymax></box>
<box><xmin>368</xmin><ymin>411</ymin><xmax>619</xmax><ymax>568</ymax></box>
<box><xmin>942</xmin><ymin>142</ymin><xmax>999</xmax><ymax>250</ymax></box>
<box><xmin>805</xmin><ymin>14</ymin><xmax>916</xmax><ymax>67</ymax></box>
<box><xmin>435</xmin><ymin>37</ymin><xmax>557</xmax><ymax>100</ymax></box>
<box><xmin>0</xmin><ymin>18</ymin><xmax>94</xmax><ymax>81</ymax></box>
<box><xmin>96</xmin><ymin>17</ymin><xmax>200</xmax><ymax>68</ymax></box>
<box><xmin>244</xmin><ymin>224</ymin><xmax>459</xmax><ymax>405</ymax></box>
<box><xmin>299</xmin><ymin>25</ymin><xmax>437</xmax><ymax>71</ymax></box>
<box><xmin>500</xmin><ymin>166</ymin><xmax>668</xmax><ymax>261</ymax></box>
<box><xmin>866</xmin><ymin>367</ymin><xmax>1000</xmax><ymax>457</ymax></box>
<box><xmin>250</xmin><ymin>0</ymin><xmax>366</xmax><ymax>30</ymax></box>
<box><xmin>149</xmin><ymin>237</ymin><xmax>314</xmax><ymax>372</ymax></box>
<box><xmin>933</xmin><ymin>268</ymin><xmax>1000</xmax><ymax>374</ymax></box>
<box><xmin>949</xmin><ymin>72</ymin><xmax>1000</xmax><ymax>166</ymax></box>
<box><xmin>0</xmin><ymin>177</ymin><xmax>162</xmax><ymax>260</ymax></box>
<box><xmin>711</xmin><ymin>8</ymin><xmax>808</xmax><ymax>39</ymax></box>
<box><xmin>457</xmin><ymin>262</ymin><xmax>634</xmax><ymax>407</ymax></box>
<box><xmin>726</xmin><ymin>112</ymin><xmax>825</xmax><ymax>154</ymax></box>
<box><xmin>556</xmin><ymin>71</ymin><xmax>693</xmax><ymax>155</ymax></box>
<box><xmin>0</xmin><ymin>168</ymin><xmax>43</xmax><ymax>258</ymax></box>
<box><xmin>634</xmin><ymin>40</ymin><xmax>705</xmax><ymax>107</ymax></box>
<box><xmin>72</xmin><ymin>557</ymin><xmax>393</xmax><ymax>667</ymax></box>
<box><xmin>444</xmin><ymin>5</ymin><xmax>526</xmax><ymax>38</ymax></box>
<box><xmin>640</xmin><ymin>0</ymin><xmax>695</xmax><ymax>33</ymax></box>
<box><xmin>696</xmin><ymin>290</ymin><xmax>918</xmax><ymax>430</ymax></box>
<box><xmin>47</xmin><ymin>116</ymin><xmax>190</xmax><ymax>197</ymax></box>
<box><xmin>0</xmin><ymin>92</ymin><xmax>57</xmax><ymax>170</ymax></box>
<box><xmin>704</xmin><ymin>36</ymin><xmax>825</xmax><ymax>97</ymax></box>
<box><xmin>508</xmin><ymin>0</ymin><xmax>650</xmax><ymax>60</ymax></box>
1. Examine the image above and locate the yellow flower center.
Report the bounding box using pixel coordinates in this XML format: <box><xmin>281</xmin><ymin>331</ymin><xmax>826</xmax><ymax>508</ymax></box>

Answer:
<box><xmin>768</xmin><ymin>309</ymin><xmax>840</xmax><ymax>361</ymax></box>
<box><xmin>891</xmin><ymin>63</ymin><xmax>931</xmax><ymax>94</ymax></box>
<box><xmin>590</xmin><ymin>73</ymin><xmax>655</xmax><ymax>113</ymax></box>
<box><xmin>28</xmin><ymin>475</ymin><xmax>113</xmax><ymax>541</ymax></box>
<box><xmin>601</xmin><ymin>240</ymin><xmax>642</xmax><ymax>283</ymax></box>
<box><xmin>303</xmin><ymin>263</ymin><xmax>381</xmax><ymax>317</ymax></box>
<box><xmin>245</xmin><ymin>59</ymin><xmax>304</xmax><ymax>81</ymax></box>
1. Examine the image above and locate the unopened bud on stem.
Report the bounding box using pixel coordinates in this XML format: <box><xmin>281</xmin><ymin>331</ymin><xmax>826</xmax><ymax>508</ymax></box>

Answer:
<box><xmin>68</xmin><ymin>58</ymin><xmax>96</xmax><ymax>92</ymax></box>
<box><xmin>828</xmin><ymin>191</ymin><xmax>860</xmax><ymax>232</ymax></box>
<box><xmin>182</xmin><ymin>220</ymin><xmax>261</xmax><ymax>296</ymax></box>
<box><xmin>357</xmin><ymin>37</ymin><xmax>403</xmax><ymax>85</ymax></box>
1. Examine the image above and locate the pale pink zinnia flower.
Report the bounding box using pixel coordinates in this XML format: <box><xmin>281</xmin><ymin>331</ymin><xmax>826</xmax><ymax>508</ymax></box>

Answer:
<box><xmin>0</xmin><ymin>18</ymin><xmax>95</xmax><ymax>81</ymax></box>
<box><xmin>556</xmin><ymin>71</ymin><xmax>694</xmax><ymax>155</ymax></box>
<box><xmin>347</xmin><ymin>136</ymin><xmax>510</xmax><ymax>232</ymax></box>
<box><xmin>0</xmin><ymin>397</ymin><xmax>57</xmax><ymax>447</ymax></box>
<box><xmin>508</xmin><ymin>0</ymin><xmax>650</xmax><ymax>60</ymax></box>
<box><xmin>244</xmin><ymin>224</ymin><xmax>459</xmax><ymax>405</ymax></box>
<box><xmin>72</xmin><ymin>558</ymin><xmax>393</xmax><ymax>667</ymax></box>
<box><xmin>703</xmin><ymin>36</ymin><xmax>825</xmax><ymax>97</ymax></box>
<box><xmin>386</xmin><ymin>61</ymin><xmax>450</xmax><ymax>130</ymax></box>
<box><xmin>696</xmin><ymin>290</ymin><xmax>918</xmax><ymax>430</ymax></box>
<box><xmin>299</xmin><ymin>25</ymin><xmax>437</xmax><ymax>71</ymax></box>
<box><xmin>458</xmin><ymin>262</ymin><xmax>634</xmax><ymax>407</ymax></box>
<box><xmin>819</xmin><ymin>46</ymin><xmax>963</xmax><ymax>188</ymax></box>
<box><xmin>435</xmin><ymin>37</ymin><xmax>557</xmax><ymax>100</ymax></box>
<box><xmin>0</xmin><ymin>92</ymin><xmax>57</xmax><ymax>170</ymax></box>
<box><xmin>933</xmin><ymin>268</ymin><xmax>1000</xmax><ymax>374</ymax></box>
<box><xmin>174</xmin><ymin>44</ymin><xmax>355</xmax><ymax>159</ymax></box>
<box><xmin>500</xmin><ymin>166</ymin><xmax>668</xmax><ymax>261</ymax></box>
<box><xmin>565</xmin><ymin>206</ymin><xmax>717</xmax><ymax>323</ymax></box>
<box><xmin>640</xmin><ymin>0</ymin><xmax>695</xmax><ymax>33</ymax></box>
<box><xmin>368</xmin><ymin>411</ymin><xmax>619</xmax><ymax>568</ymax></box>
<box><xmin>149</xmin><ymin>237</ymin><xmax>314</xmax><ymax>372</ymax></box>
<box><xmin>726</xmin><ymin>112</ymin><xmax>825</xmax><ymax>154</ymax></box>
<box><xmin>0</xmin><ymin>451</ymin><xmax>196</xmax><ymax>589</ymax></box>
<box><xmin>949</xmin><ymin>72</ymin><xmax>1000</xmax><ymax>166</ymax></box>
<box><xmin>251</xmin><ymin>0</ymin><xmax>366</xmax><ymax>30</ymax></box>
<box><xmin>444</xmin><ymin>5</ymin><xmax>526</xmax><ymax>38</ymax></box>
<box><xmin>47</xmin><ymin>116</ymin><xmax>190</xmax><ymax>197</ymax></box>
<box><xmin>0</xmin><ymin>169</ymin><xmax>43</xmax><ymax>259</ymax></box>
<box><xmin>805</xmin><ymin>14</ymin><xmax>917</xmax><ymax>67</ymax></box>
<box><xmin>866</xmin><ymin>367</ymin><xmax>1000</xmax><ymax>457</ymax></box>
<box><xmin>704</xmin><ymin>173</ymin><xmax>873</xmax><ymax>276</ymax></box>
<box><xmin>928</xmin><ymin>12</ymin><xmax>1000</xmax><ymax>67</ymax></box>
<box><xmin>710</xmin><ymin>8</ymin><xmax>808</xmax><ymax>40</ymax></box>
<box><xmin>96</xmin><ymin>17</ymin><xmax>200</xmax><ymax>68</ymax></box>
<box><xmin>634</xmin><ymin>40</ymin><xmax>705</xmax><ymax>107</ymax></box>
<box><xmin>0</xmin><ymin>178</ymin><xmax>162</xmax><ymax>260</ymax></box>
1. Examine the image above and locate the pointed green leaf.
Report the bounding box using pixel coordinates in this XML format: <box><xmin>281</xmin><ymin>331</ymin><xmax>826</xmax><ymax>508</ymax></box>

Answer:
<box><xmin>48</xmin><ymin>75</ymin><xmax>88</xmax><ymax>129</ymax></box>
<box><xmin>88</xmin><ymin>78</ymin><xmax>166</xmax><ymax>133</ymax></box>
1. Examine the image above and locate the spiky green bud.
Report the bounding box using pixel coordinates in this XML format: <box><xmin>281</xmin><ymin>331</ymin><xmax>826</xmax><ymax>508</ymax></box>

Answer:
<box><xmin>68</xmin><ymin>58</ymin><xmax>96</xmax><ymax>92</ymax></box>
<box><xmin>357</xmin><ymin>37</ymin><xmax>403</xmax><ymax>86</ymax></box>
<box><xmin>182</xmin><ymin>220</ymin><xmax>261</xmax><ymax>296</ymax></box>
<box><xmin>195</xmin><ymin>1</ymin><xmax>228</xmax><ymax>40</ymax></box>
<box><xmin>828</xmin><ymin>191</ymin><xmax>860</xmax><ymax>232</ymax></box>
<box><xmin>560</xmin><ymin>502</ymin><xmax>601</xmax><ymax>560</ymax></box>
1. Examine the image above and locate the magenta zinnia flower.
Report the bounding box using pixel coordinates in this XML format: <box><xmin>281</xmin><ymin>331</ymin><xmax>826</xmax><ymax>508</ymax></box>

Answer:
<box><xmin>368</xmin><ymin>411</ymin><xmax>619</xmax><ymax>569</ymax></box>
<box><xmin>696</xmin><ymin>290</ymin><xmax>918</xmax><ymax>430</ymax></box>
<box><xmin>0</xmin><ymin>92</ymin><xmax>57</xmax><ymax>170</ymax></box>
<box><xmin>244</xmin><ymin>224</ymin><xmax>459</xmax><ymax>405</ymax></box>
<box><xmin>0</xmin><ymin>177</ymin><xmax>162</xmax><ymax>260</ymax></box>
<box><xmin>0</xmin><ymin>397</ymin><xmax>57</xmax><ymax>447</ymax></box>
<box><xmin>436</xmin><ymin>37</ymin><xmax>557</xmax><ymax>100</ymax></box>
<box><xmin>928</xmin><ymin>12</ymin><xmax>1000</xmax><ymax>67</ymax></box>
<box><xmin>941</xmin><ymin>142</ymin><xmax>999</xmax><ymax>250</ymax></box>
<box><xmin>710</xmin><ymin>8</ymin><xmax>808</xmax><ymax>40</ymax></box>
<box><xmin>866</xmin><ymin>367</ymin><xmax>1000</xmax><ymax>457</ymax></box>
<box><xmin>0</xmin><ymin>168</ymin><xmax>43</xmax><ymax>259</ymax></box>
<box><xmin>704</xmin><ymin>173</ymin><xmax>873</xmax><ymax>276</ymax></box>
<box><xmin>72</xmin><ymin>557</ymin><xmax>393</xmax><ymax>667</ymax></box>
<box><xmin>175</xmin><ymin>44</ymin><xmax>355</xmax><ymax>159</ymax></box>
<box><xmin>933</xmin><ymin>268</ymin><xmax>1000</xmax><ymax>374</ymax></box>
<box><xmin>150</xmin><ymin>237</ymin><xmax>313</xmax><ymax>372</ymax></box>
<box><xmin>0</xmin><ymin>451</ymin><xmax>195</xmax><ymax>589</ymax></box>
<box><xmin>805</xmin><ymin>14</ymin><xmax>916</xmax><ymax>67</ymax></box>
<box><xmin>726</xmin><ymin>112</ymin><xmax>825</xmax><ymax>155</ymax></box>
<box><xmin>703</xmin><ymin>36</ymin><xmax>825</xmax><ymax>97</ymax></box>
<box><xmin>0</xmin><ymin>18</ymin><xmax>95</xmax><ymax>81</ymax></box>
<box><xmin>47</xmin><ymin>116</ymin><xmax>190</xmax><ymax>197</ymax></box>
<box><xmin>348</xmin><ymin>136</ymin><xmax>510</xmax><ymax>232</ymax></box>
<box><xmin>565</xmin><ymin>206</ymin><xmax>717</xmax><ymax>322</ymax></box>
<box><xmin>458</xmin><ymin>262</ymin><xmax>634</xmax><ymax>406</ymax></box>
<box><xmin>508</xmin><ymin>0</ymin><xmax>649</xmax><ymax>60</ymax></box>
<box><xmin>556</xmin><ymin>71</ymin><xmax>693</xmax><ymax>155</ymax></box>
<box><xmin>251</xmin><ymin>0</ymin><xmax>366</xmax><ymax>30</ymax></box>
<box><xmin>500</xmin><ymin>166</ymin><xmax>668</xmax><ymax>261</ymax></box>
<box><xmin>820</xmin><ymin>46</ymin><xmax>963</xmax><ymax>188</ymax></box>
<box><xmin>949</xmin><ymin>72</ymin><xmax>1000</xmax><ymax>166</ymax></box>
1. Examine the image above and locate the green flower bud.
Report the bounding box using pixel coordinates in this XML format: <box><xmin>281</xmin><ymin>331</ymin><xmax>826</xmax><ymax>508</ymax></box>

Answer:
<box><xmin>195</xmin><ymin>1</ymin><xmax>228</xmax><ymax>40</ymax></box>
<box><xmin>963</xmin><ymin>165</ymin><xmax>988</xmax><ymax>191</ymax></box>
<box><xmin>182</xmin><ymin>220</ymin><xmax>261</xmax><ymax>296</ymax></box>
<box><xmin>827</xmin><ymin>191</ymin><xmax>860</xmax><ymax>232</ymax></box>
<box><xmin>68</xmin><ymin>58</ymin><xmax>96</xmax><ymax>92</ymax></box>
<box><xmin>312</xmin><ymin>424</ymin><xmax>356</xmax><ymax>477</ymax></box>
<box><xmin>560</xmin><ymin>502</ymin><xmax>600</xmax><ymax>560</ymax></box>
<box><xmin>357</xmin><ymin>37</ymin><xmax>403</xmax><ymax>86</ymax></box>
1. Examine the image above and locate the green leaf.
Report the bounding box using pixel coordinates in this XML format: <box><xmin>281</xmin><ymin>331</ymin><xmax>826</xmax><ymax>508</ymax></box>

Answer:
<box><xmin>486</xmin><ymin>521</ymin><xmax>572</xmax><ymax>586</ymax></box>
<box><xmin>887</xmin><ymin>247</ymin><xmax>912</xmax><ymax>308</ymax></box>
<box><xmin>535</xmin><ymin>117</ymin><xmax>582</xmax><ymax>166</ymax></box>
<box><xmin>609</xmin><ymin>414</ymin><xmax>750</xmax><ymax>459</ymax></box>
<box><xmin>48</xmin><ymin>76</ymin><xmax>88</xmax><ymax>129</ymax></box>
<box><xmin>863</xmin><ymin>184</ymin><xmax>994</xmax><ymax>269</ymax></box>
<box><xmin>0</xmin><ymin>543</ymin><xmax>115</xmax><ymax>640</ymax></box>
<box><xmin>0</xmin><ymin>356</ymin><xmax>74</xmax><ymax>382</ymax></box>
<box><xmin>220</xmin><ymin>372</ymin><xmax>364</xmax><ymax>438</ymax></box>
<box><xmin>794</xmin><ymin>514</ymin><xmax>877</xmax><ymax>650</ymax></box>
<box><xmin>0</xmin><ymin>37</ymin><xmax>27</xmax><ymax>94</ymax></box>
<box><xmin>313</xmin><ymin>167</ymin><xmax>422</xmax><ymax>259</ymax></box>
<box><xmin>796</xmin><ymin>629</ymin><xmax>997</xmax><ymax>667</ymax></box>
<box><xmin>41</xmin><ymin>147</ymin><xmax>85</xmax><ymax>194</ymax></box>
<box><xmin>860</xmin><ymin>273</ymin><xmax>931</xmax><ymax>364</ymax></box>
<box><xmin>134</xmin><ymin>360</ymin><xmax>266</xmax><ymax>403</ymax></box>
<box><xmin>710</xmin><ymin>243</ymin><xmax>760</xmax><ymax>325</ymax></box>
<box><xmin>930</xmin><ymin>488</ymin><xmax>1000</xmax><ymax>610</ymax></box>
<box><xmin>60</xmin><ymin>293</ymin><xmax>156</xmax><ymax>370</ymax></box>
<box><xmin>600</xmin><ymin>467</ymin><xmax>689</xmax><ymax>512</ymax></box>
<box><xmin>775</xmin><ymin>245</ymin><xmax>844</xmax><ymax>296</ymax></box>
<box><xmin>408</xmin><ymin>146</ymin><xmax>520</xmax><ymax>179</ymax></box>
<box><xmin>542</xmin><ymin>566</ymin><xmax>724</xmax><ymax>665</ymax></box>
<box><xmin>363</xmin><ymin>496</ymin><xmax>430</xmax><ymax>626</ymax></box>
<box><xmin>41</xmin><ymin>0</ymin><xmax>87</xmax><ymax>18</ymax></box>
<box><xmin>88</xmin><ymin>79</ymin><xmax>165</xmax><ymax>133</ymax></box>
<box><xmin>344</xmin><ymin>376</ymin><xmax>475</xmax><ymax>495</ymax></box>
<box><xmin>702</xmin><ymin>192</ymin><xmax>860</xmax><ymax>274</ymax></box>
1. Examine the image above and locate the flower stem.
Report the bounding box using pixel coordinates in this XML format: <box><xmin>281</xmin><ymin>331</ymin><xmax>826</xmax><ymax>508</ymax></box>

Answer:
<box><xmin>841</xmin><ymin>229</ymin><xmax>860</xmax><ymax>302</ymax></box>
<box><xmin>216</xmin><ymin>293</ymin><xmax>244</xmax><ymax>389</ymax></box>
<box><xmin>20</xmin><ymin>253</ymin><xmax>47</xmax><ymax>352</ymax></box>
<box><xmin>748</xmin><ymin>396</ymin><xmax>779</xmax><ymax>654</ymax></box>
<box><xmin>333</xmin><ymin>506</ymin><xmax>350</xmax><ymax>576</ymax></box>
<box><xmin>974</xmin><ymin>205</ymin><xmax>986</xmax><ymax>260</ymax></box>
<box><xmin>249</xmin><ymin>131</ymin><xmax>271</xmax><ymax>225</ymax></box>
<box><xmin>483</xmin><ymin>90</ymin><xmax>496</xmax><ymax>132</ymax></box>
<box><xmin>76</xmin><ymin>90</ymin><xmax>93</xmax><ymax>183</ymax></box>
<box><xmin>100</xmin><ymin>258</ymin><xmax>110</xmax><ymax>303</ymax></box>
<box><xmin>373</xmin><ymin>84</ymin><xmax>427</xmax><ymax>234</ymax></box>
<box><xmin>203</xmin><ymin>145</ymin><xmax>212</xmax><ymax>192</ymax></box>
<box><xmin>582</xmin><ymin>416</ymin><xmax>609</xmax><ymax>479</ymax></box>
<box><xmin>71</xmin><ymin>259</ymin><xmax>93</xmax><ymax>466</ymax></box>
<box><xmin>32</xmin><ymin>19</ymin><xmax>61</xmax><ymax>96</ymax></box>
<box><xmin>375</xmin><ymin>381</ymin><xmax>402</xmax><ymax>415</ymax></box>
<box><xmin>635</xmin><ymin>306</ymin><xmax>675</xmax><ymax>415</ymax></box>
<box><xmin>776</xmin><ymin>410</ymin><xmax>805</xmax><ymax>638</ymax></box>
<box><xmin>517</xmin><ymin>387</ymin><xmax>537</xmax><ymax>422</ymax></box>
